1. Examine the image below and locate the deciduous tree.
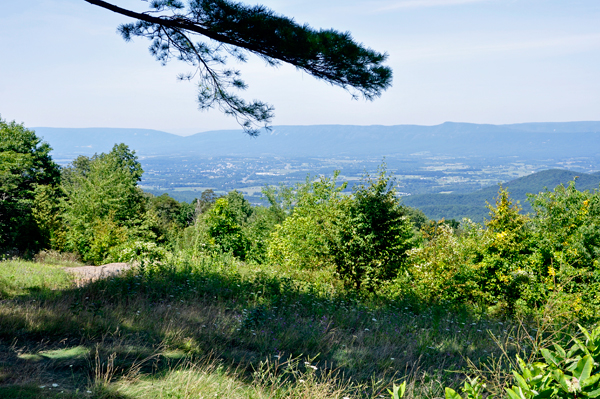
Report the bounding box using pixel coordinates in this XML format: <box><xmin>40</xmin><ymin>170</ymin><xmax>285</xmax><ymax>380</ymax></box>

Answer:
<box><xmin>0</xmin><ymin>118</ymin><xmax>60</xmax><ymax>253</ymax></box>
<box><xmin>61</xmin><ymin>144</ymin><xmax>150</xmax><ymax>263</ymax></box>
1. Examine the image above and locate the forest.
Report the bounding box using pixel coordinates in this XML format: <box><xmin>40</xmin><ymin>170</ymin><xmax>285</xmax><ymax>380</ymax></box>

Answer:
<box><xmin>3</xmin><ymin>118</ymin><xmax>600</xmax><ymax>398</ymax></box>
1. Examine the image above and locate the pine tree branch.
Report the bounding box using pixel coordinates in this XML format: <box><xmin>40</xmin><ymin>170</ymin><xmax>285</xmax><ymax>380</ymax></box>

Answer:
<box><xmin>83</xmin><ymin>0</ymin><xmax>392</xmax><ymax>134</ymax></box>
<box><xmin>83</xmin><ymin>0</ymin><xmax>392</xmax><ymax>98</ymax></box>
<box><xmin>84</xmin><ymin>0</ymin><xmax>260</xmax><ymax>54</ymax></box>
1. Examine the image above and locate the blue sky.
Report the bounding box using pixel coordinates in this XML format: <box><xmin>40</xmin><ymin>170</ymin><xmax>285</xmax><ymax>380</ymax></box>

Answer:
<box><xmin>1</xmin><ymin>0</ymin><xmax>599</xmax><ymax>135</ymax></box>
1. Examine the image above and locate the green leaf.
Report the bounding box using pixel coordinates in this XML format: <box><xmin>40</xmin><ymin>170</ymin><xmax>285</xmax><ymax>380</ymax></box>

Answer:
<box><xmin>585</xmin><ymin>386</ymin><xmax>600</xmax><ymax>398</ymax></box>
<box><xmin>574</xmin><ymin>337</ymin><xmax>592</xmax><ymax>357</ymax></box>
<box><xmin>388</xmin><ymin>382</ymin><xmax>406</xmax><ymax>399</ymax></box>
<box><xmin>398</xmin><ymin>381</ymin><xmax>407</xmax><ymax>399</ymax></box>
<box><xmin>579</xmin><ymin>324</ymin><xmax>593</xmax><ymax>343</ymax></box>
<box><xmin>575</xmin><ymin>355</ymin><xmax>594</xmax><ymax>381</ymax></box>
<box><xmin>582</xmin><ymin>373</ymin><xmax>600</xmax><ymax>389</ymax></box>
<box><xmin>517</xmin><ymin>355</ymin><xmax>529</xmax><ymax>372</ymax></box>
<box><xmin>505</xmin><ymin>388</ymin><xmax>521</xmax><ymax>399</ymax></box>
<box><xmin>513</xmin><ymin>371</ymin><xmax>532</xmax><ymax>394</ymax></box>
<box><xmin>446</xmin><ymin>387</ymin><xmax>462</xmax><ymax>399</ymax></box>
<box><xmin>532</xmin><ymin>388</ymin><xmax>555</xmax><ymax>399</ymax></box>
<box><xmin>553</xmin><ymin>370</ymin><xmax>571</xmax><ymax>392</ymax></box>
<box><xmin>554</xmin><ymin>344</ymin><xmax>567</xmax><ymax>360</ymax></box>
<box><xmin>541</xmin><ymin>348</ymin><xmax>560</xmax><ymax>367</ymax></box>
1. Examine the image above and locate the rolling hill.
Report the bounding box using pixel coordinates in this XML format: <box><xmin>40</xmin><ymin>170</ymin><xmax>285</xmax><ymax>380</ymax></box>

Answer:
<box><xmin>402</xmin><ymin>169</ymin><xmax>600</xmax><ymax>222</ymax></box>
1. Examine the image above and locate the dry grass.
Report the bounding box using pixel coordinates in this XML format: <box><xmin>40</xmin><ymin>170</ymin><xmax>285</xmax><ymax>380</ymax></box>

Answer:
<box><xmin>34</xmin><ymin>250</ymin><xmax>83</xmax><ymax>268</ymax></box>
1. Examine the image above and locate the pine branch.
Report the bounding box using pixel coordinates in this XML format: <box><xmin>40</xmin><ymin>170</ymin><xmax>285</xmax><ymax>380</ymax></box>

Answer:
<box><xmin>84</xmin><ymin>0</ymin><xmax>393</xmax><ymax>134</ymax></box>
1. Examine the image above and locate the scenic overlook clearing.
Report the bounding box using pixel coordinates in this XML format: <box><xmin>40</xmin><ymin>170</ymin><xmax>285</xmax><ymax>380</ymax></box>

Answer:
<box><xmin>2</xmin><ymin>1</ymin><xmax>600</xmax><ymax>398</ymax></box>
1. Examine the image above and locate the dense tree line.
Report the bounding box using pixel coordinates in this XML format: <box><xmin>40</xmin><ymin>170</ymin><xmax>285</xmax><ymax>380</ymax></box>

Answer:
<box><xmin>4</xmin><ymin>118</ymin><xmax>600</xmax><ymax>319</ymax></box>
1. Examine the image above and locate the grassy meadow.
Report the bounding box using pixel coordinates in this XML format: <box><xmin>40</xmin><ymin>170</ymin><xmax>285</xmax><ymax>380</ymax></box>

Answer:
<box><xmin>0</xmin><ymin>254</ymin><xmax>573</xmax><ymax>399</ymax></box>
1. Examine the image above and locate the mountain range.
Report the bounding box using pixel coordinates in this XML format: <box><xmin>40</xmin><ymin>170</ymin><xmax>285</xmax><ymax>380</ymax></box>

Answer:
<box><xmin>34</xmin><ymin>121</ymin><xmax>600</xmax><ymax>159</ymax></box>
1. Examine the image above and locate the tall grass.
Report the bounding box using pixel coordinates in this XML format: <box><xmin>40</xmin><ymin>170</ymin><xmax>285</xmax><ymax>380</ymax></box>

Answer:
<box><xmin>0</xmin><ymin>255</ymin><xmax>577</xmax><ymax>398</ymax></box>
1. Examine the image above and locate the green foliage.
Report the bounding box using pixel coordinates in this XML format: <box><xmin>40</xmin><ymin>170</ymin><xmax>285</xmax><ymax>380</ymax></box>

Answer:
<box><xmin>0</xmin><ymin>117</ymin><xmax>60</xmax><ymax>253</ymax></box>
<box><xmin>260</xmin><ymin>183</ymin><xmax>294</xmax><ymax>223</ymax></box>
<box><xmin>504</xmin><ymin>324</ymin><xmax>600</xmax><ymax>399</ymax></box>
<box><xmin>147</xmin><ymin>192</ymin><xmax>195</xmax><ymax>245</ymax></box>
<box><xmin>444</xmin><ymin>377</ymin><xmax>485</xmax><ymax>399</ymax></box>
<box><xmin>194</xmin><ymin>188</ymin><xmax>220</xmax><ymax>216</ymax></box>
<box><xmin>400</xmin><ymin>181</ymin><xmax>600</xmax><ymax>318</ymax></box>
<box><xmin>243</xmin><ymin>205</ymin><xmax>283</xmax><ymax>264</ymax></box>
<box><xmin>190</xmin><ymin>189</ymin><xmax>281</xmax><ymax>261</ymax></box>
<box><xmin>203</xmin><ymin>194</ymin><xmax>250</xmax><ymax>259</ymax></box>
<box><xmin>32</xmin><ymin>183</ymin><xmax>65</xmax><ymax>250</ymax></box>
<box><xmin>329</xmin><ymin>165</ymin><xmax>414</xmax><ymax>291</ymax></box>
<box><xmin>388</xmin><ymin>381</ymin><xmax>406</xmax><ymax>399</ymax></box>
<box><xmin>268</xmin><ymin>166</ymin><xmax>414</xmax><ymax>291</ymax></box>
<box><xmin>267</xmin><ymin>172</ymin><xmax>348</xmax><ymax>272</ymax></box>
<box><xmin>477</xmin><ymin>186</ymin><xmax>534</xmax><ymax>310</ymax></box>
<box><xmin>527</xmin><ymin>182</ymin><xmax>600</xmax><ymax>318</ymax></box>
<box><xmin>400</xmin><ymin>187</ymin><xmax>539</xmax><ymax>313</ymax></box>
<box><xmin>108</xmin><ymin>240</ymin><xmax>167</xmax><ymax>264</ymax></box>
<box><xmin>61</xmin><ymin>144</ymin><xmax>151</xmax><ymax>264</ymax></box>
<box><xmin>401</xmin><ymin>220</ymin><xmax>482</xmax><ymax>304</ymax></box>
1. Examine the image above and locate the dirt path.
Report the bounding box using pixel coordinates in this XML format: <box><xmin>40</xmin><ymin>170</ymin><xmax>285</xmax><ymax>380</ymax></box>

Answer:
<box><xmin>64</xmin><ymin>263</ymin><xmax>131</xmax><ymax>286</ymax></box>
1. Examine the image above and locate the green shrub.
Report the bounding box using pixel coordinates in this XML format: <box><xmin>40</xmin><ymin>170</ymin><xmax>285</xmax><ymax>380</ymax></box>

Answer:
<box><xmin>205</xmin><ymin>197</ymin><xmax>247</xmax><ymax>257</ymax></box>
<box><xmin>146</xmin><ymin>192</ymin><xmax>195</xmax><ymax>246</ymax></box>
<box><xmin>399</xmin><ymin>187</ymin><xmax>538</xmax><ymax>314</ymax></box>
<box><xmin>527</xmin><ymin>181</ymin><xmax>600</xmax><ymax>320</ymax></box>
<box><xmin>401</xmin><ymin>221</ymin><xmax>482</xmax><ymax>304</ymax></box>
<box><xmin>476</xmin><ymin>186</ymin><xmax>535</xmax><ymax>312</ymax></box>
<box><xmin>108</xmin><ymin>240</ymin><xmax>167</xmax><ymax>264</ymax></box>
<box><xmin>189</xmin><ymin>190</ymin><xmax>281</xmax><ymax>262</ymax></box>
<box><xmin>60</xmin><ymin>144</ymin><xmax>153</xmax><ymax>264</ymax></box>
<box><xmin>268</xmin><ymin>166</ymin><xmax>415</xmax><ymax>292</ymax></box>
<box><xmin>267</xmin><ymin>172</ymin><xmax>348</xmax><ymax>271</ymax></box>
<box><xmin>328</xmin><ymin>165</ymin><xmax>414</xmax><ymax>291</ymax></box>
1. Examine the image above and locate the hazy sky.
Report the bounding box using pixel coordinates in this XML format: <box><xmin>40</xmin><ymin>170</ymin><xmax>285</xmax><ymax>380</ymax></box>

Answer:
<box><xmin>1</xmin><ymin>0</ymin><xmax>599</xmax><ymax>135</ymax></box>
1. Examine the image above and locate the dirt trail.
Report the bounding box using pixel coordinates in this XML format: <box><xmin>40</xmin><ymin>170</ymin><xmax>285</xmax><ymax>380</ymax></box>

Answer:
<box><xmin>64</xmin><ymin>263</ymin><xmax>131</xmax><ymax>286</ymax></box>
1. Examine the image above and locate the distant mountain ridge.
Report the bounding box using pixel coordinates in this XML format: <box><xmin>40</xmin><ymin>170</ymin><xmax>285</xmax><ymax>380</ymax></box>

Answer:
<box><xmin>402</xmin><ymin>169</ymin><xmax>600</xmax><ymax>222</ymax></box>
<box><xmin>34</xmin><ymin>121</ymin><xmax>600</xmax><ymax>159</ymax></box>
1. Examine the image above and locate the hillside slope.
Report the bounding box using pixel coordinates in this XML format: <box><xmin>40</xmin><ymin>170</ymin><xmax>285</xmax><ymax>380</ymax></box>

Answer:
<box><xmin>402</xmin><ymin>169</ymin><xmax>600</xmax><ymax>222</ymax></box>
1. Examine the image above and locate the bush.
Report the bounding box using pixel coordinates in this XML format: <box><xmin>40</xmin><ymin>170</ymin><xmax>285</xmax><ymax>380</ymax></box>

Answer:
<box><xmin>191</xmin><ymin>190</ymin><xmax>281</xmax><ymax>262</ymax></box>
<box><xmin>267</xmin><ymin>172</ymin><xmax>348</xmax><ymax>272</ymax></box>
<box><xmin>399</xmin><ymin>188</ymin><xmax>537</xmax><ymax>314</ymax></box>
<box><xmin>108</xmin><ymin>240</ymin><xmax>167</xmax><ymax>264</ymax></box>
<box><xmin>329</xmin><ymin>165</ymin><xmax>414</xmax><ymax>291</ymax></box>
<box><xmin>203</xmin><ymin>195</ymin><xmax>250</xmax><ymax>259</ymax></box>
<box><xmin>402</xmin><ymin>221</ymin><xmax>482</xmax><ymax>304</ymax></box>
<box><xmin>527</xmin><ymin>181</ymin><xmax>600</xmax><ymax>320</ymax></box>
<box><xmin>268</xmin><ymin>166</ymin><xmax>415</xmax><ymax>291</ymax></box>
<box><xmin>477</xmin><ymin>186</ymin><xmax>535</xmax><ymax>312</ymax></box>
